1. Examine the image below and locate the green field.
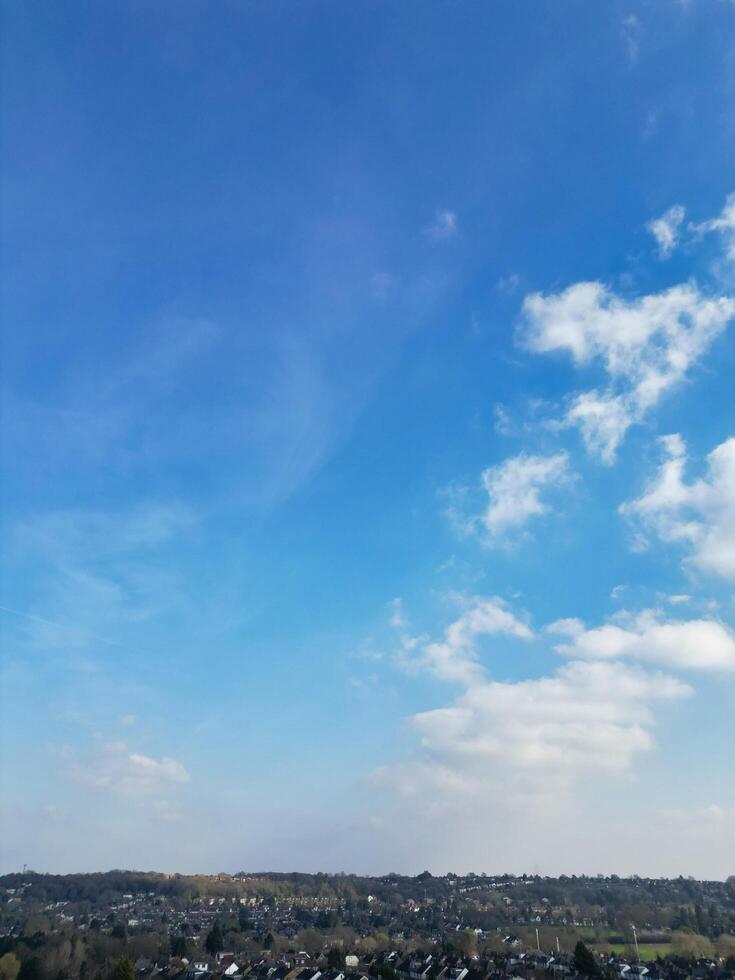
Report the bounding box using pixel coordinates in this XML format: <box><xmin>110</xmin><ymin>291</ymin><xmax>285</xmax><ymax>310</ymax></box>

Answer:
<box><xmin>596</xmin><ymin>944</ymin><xmax>673</xmax><ymax>961</ymax></box>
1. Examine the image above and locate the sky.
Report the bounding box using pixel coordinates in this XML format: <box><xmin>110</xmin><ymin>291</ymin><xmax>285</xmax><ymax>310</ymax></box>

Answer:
<box><xmin>2</xmin><ymin>0</ymin><xmax>735</xmax><ymax>879</ymax></box>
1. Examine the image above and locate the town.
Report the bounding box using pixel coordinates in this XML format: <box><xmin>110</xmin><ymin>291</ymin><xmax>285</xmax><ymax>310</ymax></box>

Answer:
<box><xmin>1</xmin><ymin>873</ymin><xmax>733</xmax><ymax>980</ymax></box>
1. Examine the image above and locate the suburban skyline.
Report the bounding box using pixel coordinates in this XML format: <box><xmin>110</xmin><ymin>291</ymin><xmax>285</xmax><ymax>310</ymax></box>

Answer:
<box><xmin>1</xmin><ymin>0</ymin><xmax>735</xmax><ymax>878</ymax></box>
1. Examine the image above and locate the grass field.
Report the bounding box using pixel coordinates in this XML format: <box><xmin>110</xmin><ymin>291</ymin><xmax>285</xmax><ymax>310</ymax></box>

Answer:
<box><xmin>596</xmin><ymin>944</ymin><xmax>673</xmax><ymax>961</ymax></box>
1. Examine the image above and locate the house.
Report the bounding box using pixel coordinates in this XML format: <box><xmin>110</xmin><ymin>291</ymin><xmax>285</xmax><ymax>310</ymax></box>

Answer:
<box><xmin>269</xmin><ymin>967</ymin><xmax>291</xmax><ymax>980</ymax></box>
<box><xmin>290</xmin><ymin>969</ymin><xmax>321</xmax><ymax>980</ymax></box>
<box><xmin>183</xmin><ymin>964</ymin><xmax>212</xmax><ymax>980</ymax></box>
<box><xmin>397</xmin><ymin>956</ymin><xmax>434</xmax><ymax>980</ymax></box>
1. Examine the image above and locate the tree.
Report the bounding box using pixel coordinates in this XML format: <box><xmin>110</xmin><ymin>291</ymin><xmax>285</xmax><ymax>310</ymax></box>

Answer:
<box><xmin>671</xmin><ymin>931</ymin><xmax>714</xmax><ymax>960</ymax></box>
<box><xmin>23</xmin><ymin>917</ymin><xmax>51</xmax><ymax>938</ymax></box>
<box><xmin>449</xmin><ymin>930</ymin><xmax>475</xmax><ymax>957</ymax></box>
<box><xmin>0</xmin><ymin>955</ymin><xmax>21</xmax><ymax>980</ymax></box>
<box><xmin>170</xmin><ymin>936</ymin><xmax>188</xmax><ymax>959</ymax></box>
<box><xmin>110</xmin><ymin>959</ymin><xmax>135</xmax><ymax>980</ymax></box>
<box><xmin>296</xmin><ymin>930</ymin><xmax>322</xmax><ymax>958</ymax></box>
<box><xmin>573</xmin><ymin>941</ymin><xmax>598</xmax><ymax>976</ymax></box>
<box><xmin>205</xmin><ymin>923</ymin><xmax>224</xmax><ymax>957</ymax></box>
<box><xmin>327</xmin><ymin>948</ymin><xmax>343</xmax><ymax>969</ymax></box>
<box><xmin>717</xmin><ymin>934</ymin><xmax>735</xmax><ymax>962</ymax></box>
<box><xmin>18</xmin><ymin>960</ymin><xmax>43</xmax><ymax>980</ymax></box>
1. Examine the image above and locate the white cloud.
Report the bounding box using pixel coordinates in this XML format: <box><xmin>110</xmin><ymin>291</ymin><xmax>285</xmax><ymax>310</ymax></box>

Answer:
<box><xmin>691</xmin><ymin>192</ymin><xmax>735</xmax><ymax>263</ymax></box>
<box><xmin>647</xmin><ymin>205</ymin><xmax>685</xmax><ymax>258</ymax></box>
<box><xmin>13</xmin><ymin>502</ymin><xmax>195</xmax><ymax>652</ymax></box>
<box><xmin>521</xmin><ymin>281</ymin><xmax>735</xmax><ymax>461</ymax></box>
<box><xmin>409</xmin><ymin>659</ymin><xmax>688</xmax><ymax>779</ymax></box>
<box><xmin>497</xmin><ymin>273</ymin><xmax>521</xmax><ymax>294</ymax></box>
<box><xmin>425</xmin><ymin>209</ymin><xmax>457</xmax><ymax>241</ymax></box>
<box><xmin>448</xmin><ymin>452</ymin><xmax>574</xmax><ymax>544</ymax></box>
<box><xmin>388</xmin><ymin>597</ymin><xmax>406</xmax><ymax>629</ymax></box>
<box><xmin>478</xmin><ymin>451</ymin><xmax>573</xmax><ymax>539</ymax></box>
<box><xmin>64</xmin><ymin>739</ymin><xmax>190</xmax><ymax>797</ymax></box>
<box><xmin>659</xmin><ymin>802</ymin><xmax>733</xmax><ymax>830</ymax></box>
<box><xmin>621</xmin><ymin>14</ymin><xmax>642</xmax><ymax>64</ymax></box>
<box><xmin>379</xmin><ymin>598</ymin><xmax>693</xmax><ymax>822</ymax></box>
<box><xmin>551</xmin><ymin>609</ymin><xmax>735</xmax><ymax>671</ymax></box>
<box><xmin>493</xmin><ymin>404</ymin><xmax>514</xmax><ymax>436</ymax></box>
<box><xmin>621</xmin><ymin>433</ymin><xmax>735</xmax><ymax>580</ymax></box>
<box><xmin>374</xmin><ymin>652</ymin><xmax>691</xmax><ymax>824</ymax></box>
<box><xmin>563</xmin><ymin>390</ymin><xmax>633</xmax><ymax>464</ymax></box>
<box><xmin>19</xmin><ymin>502</ymin><xmax>194</xmax><ymax>561</ymax></box>
<box><xmin>394</xmin><ymin>595</ymin><xmax>533</xmax><ymax>685</ymax></box>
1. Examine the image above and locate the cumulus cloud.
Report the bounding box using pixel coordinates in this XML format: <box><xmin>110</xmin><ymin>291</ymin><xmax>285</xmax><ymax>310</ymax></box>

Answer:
<box><xmin>379</xmin><ymin>597</ymin><xmax>694</xmax><ymax>824</ymax></box>
<box><xmin>448</xmin><ymin>452</ymin><xmax>574</xmax><ymax>545</ymax></box>
<box><xmin>424</xmin><ymin>209</ymin><xmax>457</xmax><ymax>241</ymax></box>
<box><xmin>409</xmin><ymin>659</ymin><xmax>688</xmax><ymax>780</ymax></box>
<box><xmin>521</xmin><ymin>282</ymin><xmax>735</xmax><ymax>461</ymax></box>
<box><xmin>479</xmin><ymin>451</ymin><xmax>573</xmax><ymax>539</ymax></box>
<box><xmin>550</xmin><ymin>609</ymin><xmax>735</xmax><ymax>671</ymax></box>
<box><xmin>620</xmin><ymin>433</ymin><xmax>735</xmax><ymax>580</ymax></box>
<box><xmin>374</xmin><ymin>654</ymin><xmax>691</xmax><ymax>820</ymax></box>
<box><xmin>64</xmin><ymin>739</ymin><xmax>190</xmax><ymax>797</ymax></box>
<box><xmin>647</xmin><ymin>205</ymin><xmax>685</xmax><ymax>258</ymax></box>
<box><xmin>394</xmin><ymin>595</ymin><xmax>533</xmax><ymax>685</ymax></box>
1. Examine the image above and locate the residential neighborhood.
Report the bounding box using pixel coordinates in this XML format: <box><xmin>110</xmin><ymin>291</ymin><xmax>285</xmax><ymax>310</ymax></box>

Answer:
<box><xmin>1</xmin><ymin>873</ymin><xmax>733</xmax><ymax>980</ymax></box>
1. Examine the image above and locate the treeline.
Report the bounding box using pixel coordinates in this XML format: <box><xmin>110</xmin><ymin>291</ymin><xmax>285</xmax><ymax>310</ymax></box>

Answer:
<box><xmin>3</xmin><ymin>872</ymin><xmax>734</xmax><ymax>915</ymax></box>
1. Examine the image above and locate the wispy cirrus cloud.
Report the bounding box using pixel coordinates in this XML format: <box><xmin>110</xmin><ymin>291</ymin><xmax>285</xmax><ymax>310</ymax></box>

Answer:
<box><xmin>11</xmin><ymin>502</ymin><xmax>196</xmax><ymax>654</ymax></box>
<box><xmin>424</xmin><ymin>209</ymin><xmax>458</xmax><ymax>242</ymax></box>
<box><xmin>18</xmin><ymin>502</ymin><xmax>194</xmax><ymax>561</ymax></box>
<box><xmin>621</xmin><ymin>14</ymin><xmax>642</xmax><ymax>65</ymax></box>
<box><xmin>690</xmin><ymin>192</ymin><xmax>735</xmax><ymax>263</ymax></box>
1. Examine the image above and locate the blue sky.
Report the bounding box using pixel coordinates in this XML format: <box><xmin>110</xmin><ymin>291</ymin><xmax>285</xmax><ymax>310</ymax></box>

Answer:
<box><xmin>2</xmin><ymin>0</ymin><xmax>735</xmax><ymax>877</ymax></box>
